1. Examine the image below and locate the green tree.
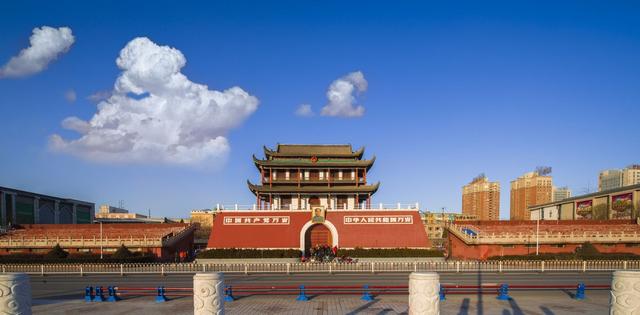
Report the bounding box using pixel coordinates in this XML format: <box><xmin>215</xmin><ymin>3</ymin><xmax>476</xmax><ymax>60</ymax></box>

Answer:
<box><xmin>45</xmin><ymin>244</ymin><xmax>69</xmax><ymax>259</ymax></box>
<box><xmin>112</xmin><ymin>244</ymin><xmax>134</xmax><ymax>259</ymax></box>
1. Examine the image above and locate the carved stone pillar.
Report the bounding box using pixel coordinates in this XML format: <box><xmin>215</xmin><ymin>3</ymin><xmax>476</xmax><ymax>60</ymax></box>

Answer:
<box><xmin>409</xmin><ymin>272</ymin><xmax>439</xmax><ymax>315</ymax></box>
<box><xmin>610</xmin><ymin>270</ymin><xmax>640</xmax><ymax>314</ymax></box>
<box><xmin>193</xmin><ymin>272</ymin><xmax>224</xmax><ymax>315</ymax></box>
<box><xmin>0</xmin><ymin>273</ymin><xmax>32</xmax><ymax>315</ymax></box>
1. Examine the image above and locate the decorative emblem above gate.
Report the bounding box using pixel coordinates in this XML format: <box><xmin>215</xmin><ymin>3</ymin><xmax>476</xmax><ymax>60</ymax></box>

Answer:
<box><xmin>310</xmin><ymin>155</ymin><xmax>318</xmax><ymax>163</ymax></box>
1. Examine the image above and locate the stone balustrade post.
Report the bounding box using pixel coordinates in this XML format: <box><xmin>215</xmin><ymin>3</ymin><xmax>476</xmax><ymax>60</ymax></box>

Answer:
<box><xmin>610</xmin><ymin>271</ymin><xmax>640</xmax><ymax>314</ymax></box>
<box><xmin>0</xmin><ymin>273</ymin><xmax>31</xmax><ymax>315</ymax></box>
<box><xmin>409</xmin><ymin>272</ymin><xmax>440</xmax><ymax>315</ymax></box>
<box><xmin>193</xmin><ymin>272</ymin><xmax>225</xmax><ymax>315</ymax></box>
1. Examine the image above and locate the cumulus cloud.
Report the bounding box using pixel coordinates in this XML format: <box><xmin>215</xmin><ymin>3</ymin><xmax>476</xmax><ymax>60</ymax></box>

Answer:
<box><xmin>0</xmin><ymin>26</ymin><xmax>75</xmax><ymax>78</ymax></box>
<box><xmin>49</xmin><ymin>37</ymin><xmax>259</xmax><ymax>166</ymax></box>
<box><xmin>320</xmin><ymin>71</ymin><xmax>367</xmax><ymax>117</ymax></box>
<box><xmin>87</xmin><ymin>90</ymin><xmax>112</xmax><ymax>103</ymax></box>
<box><xmin>64</xmin><ymin>89</ymin><xmax>77</xmax><ymax>103</ymax></box>
<box><xmin>295</xmin><ymin>104</ymin><xmax>314</xmax><ymax>117</ymax></box>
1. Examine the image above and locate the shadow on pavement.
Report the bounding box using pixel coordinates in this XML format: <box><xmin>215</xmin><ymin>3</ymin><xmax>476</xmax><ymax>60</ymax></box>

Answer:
<box><xmin>345</xmin><ymin>299</ymin><xmax>380</xmax><ymax>315</ymax></box>
<box><xmin>540</xmin><ymin>306</ymin><xmax>555</xmax><ymax>315</ymax></box>
<box><xmin>477</xmin><ymin>263</ymin><xmax>483</xmax><ymax>315</ymax></box>
<box><xmin>457</xmin><ymin>297</ymin><xmax>470</xmax><ymax>315</ymax></box>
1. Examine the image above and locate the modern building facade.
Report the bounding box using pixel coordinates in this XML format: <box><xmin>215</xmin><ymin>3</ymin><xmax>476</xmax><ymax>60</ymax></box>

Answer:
<box><xmin>529</xmin><ymin>183</ymin><xmax>640</xmax><ymax>220</ymax></box>
<box><xmin>552</xmin><ymin>186</ymin><xmax>572</xmax><ymax>202</ymax></box>
<box><xmin>95</xmin><ymin>204</ymin><xmax>148</xmax><ymax>220</ymax></box>
<box><xmin>510</xmin><ymin>172</ymin><xmax>553</xmax><ymax>220</ymax></box>
<box><xmin>599</xmin><ymin>165</ymin><xmax>640</xmax><ymax>191</ymax></box>
<box><xmin>462</xmin><ymin>175</ymin><xmax>500</xmax><ymax>220</ymax></box>
<box><xmin>249</xmin><ymin>144</ymin><xmax>379</xmax><ymax>210</ymax></box>
<box><xmin>190</xmin><ymin>210</ymin><xmax>216</xmax><ymax>249</ymax></box>
<box><xmin>0</xmin><ymin>186</ymin><xmax>94</xmax><ymax>225</ymax></box>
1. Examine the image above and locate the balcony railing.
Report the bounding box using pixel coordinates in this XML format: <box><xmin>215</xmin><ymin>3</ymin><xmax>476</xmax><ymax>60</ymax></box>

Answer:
<box><xmin>448</xmin><ymin>223</ymin><xmax>640</xmax><ymax>245</ymax></box>
<box><xmin>212</xmin><ymin>203</ymin><xmax>420</xmax><ymax>211</ymax></box>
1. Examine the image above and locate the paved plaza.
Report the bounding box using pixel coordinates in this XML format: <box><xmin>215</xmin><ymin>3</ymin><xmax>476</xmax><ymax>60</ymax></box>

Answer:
<box><xmin>33</xmin><ymin>290</ymin><xmax>610</xmax><ymax>315</ymax></box>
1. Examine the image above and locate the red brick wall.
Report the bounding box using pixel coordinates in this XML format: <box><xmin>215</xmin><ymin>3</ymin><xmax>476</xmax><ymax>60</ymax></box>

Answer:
<box><xmin>448</xmin><ymin>232</ymin><xmax>640</xmax><ymax>260</ymax></box>
<box><xmin>207</xmin><ymin>210</ymin><xmax>430</xmax><ymax>249</ymax></box>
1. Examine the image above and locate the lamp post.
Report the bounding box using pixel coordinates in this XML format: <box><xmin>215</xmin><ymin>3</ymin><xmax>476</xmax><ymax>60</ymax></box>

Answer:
<box><xmin>100</xmin><ymin>221</ymin><xmax>103</xmax><ymax>259</ymax></box>
<box><xmin>536</xmin><ymin>218</ymin><xmax>540</xmax><ymax>256</ymax></box>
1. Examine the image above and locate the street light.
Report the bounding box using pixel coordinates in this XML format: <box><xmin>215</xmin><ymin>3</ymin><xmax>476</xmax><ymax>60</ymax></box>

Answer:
<box><xmin>100</xmin><ymin>221</ymin><xmax>103</xmax><ymax>259</ymax></box>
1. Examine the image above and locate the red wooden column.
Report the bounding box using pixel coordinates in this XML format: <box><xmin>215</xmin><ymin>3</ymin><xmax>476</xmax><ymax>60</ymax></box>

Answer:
<box><xmin>363</xmin><ymin>168</ymin><xmax>367</xmax><ymax>185</ymax></box>
<box><xmin>327</xmin><ymin>168</ymin><xmax>331</xmax><ymax>187</ymax></box>
<box><xmin>256</xmin><ymin>193</ymin><xmax>260</xmax><ymax>210</ymax></box>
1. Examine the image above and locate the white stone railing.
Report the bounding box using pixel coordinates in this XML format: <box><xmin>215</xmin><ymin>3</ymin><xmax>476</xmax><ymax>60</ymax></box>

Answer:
<box><xmin>0</xmin><ymin>237</ymin><xmax>165</xmax><ymax>248</ymax></box>
<box><xmin>448</xmin><ymin>223</ymin><xmax>640</xmax><ymax>245</ymax></box>
<box><xmin>1</xmin><ymin>260</ymin><xmax>639</xmax><ymax>275</ymax></box>
<box><xmin>213</xmin><ymin>202</ymin><xmax>420</xmax><ymax>211</ymax></box>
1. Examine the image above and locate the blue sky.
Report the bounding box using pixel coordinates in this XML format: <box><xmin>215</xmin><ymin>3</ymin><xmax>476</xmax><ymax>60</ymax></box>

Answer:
<box><xmin>1</xmin><ymin>1</ymin><xmax>639</xmax><ymax>219</ymax></box>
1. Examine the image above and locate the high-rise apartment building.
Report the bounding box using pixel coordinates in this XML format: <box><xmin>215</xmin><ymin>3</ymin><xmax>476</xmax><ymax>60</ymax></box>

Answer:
<box><xmin>552</xmin><ymin>186</ymin><xmax>571</xmax><ymax>202</ymax></box>
<box><xmin>462</xmin><ymin>175</ymin><xmax>500</xmax><ymax>220</ymax></box>
<box><xmin>510</xmin><ymin>171</ymin><xmax>553</xmax><ymax>220</ymax></box>
<box><xmin>599</xmin><ymin>165</ymin><xmax>640</xmax><ymax>191</ymax></box>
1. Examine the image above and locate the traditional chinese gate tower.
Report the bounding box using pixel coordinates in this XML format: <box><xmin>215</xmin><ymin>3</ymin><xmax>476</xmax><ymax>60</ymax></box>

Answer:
<box><xmin>207</xmin><ymin>144</ymin><xmax>430</xmax><ymax>253</ymax></box>
<box><xmin>249</xmin><ymin>144</ymin><xmax>379</xmax><ymax>210</ymax></box>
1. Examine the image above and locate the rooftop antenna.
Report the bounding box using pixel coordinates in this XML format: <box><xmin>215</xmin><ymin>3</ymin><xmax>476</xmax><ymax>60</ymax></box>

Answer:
<box><xmin>581</xmin><ymin>182</ymin><xmax>594</xmax><ymax>195</ymax></box>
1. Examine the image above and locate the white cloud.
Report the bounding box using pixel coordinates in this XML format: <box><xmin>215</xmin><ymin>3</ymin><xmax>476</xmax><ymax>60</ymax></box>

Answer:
<box><xmin>64</xmin><ymin>89</ymin><xmax>77</xmax><ymax>103</ymax></box>
<box><xmin>87</xmin><ymin>90</ymin><xmax>112</xmax><ymax>103</ymax></box>
<box><xmin>295</xmin><ymin>104</ymin><xmax>314</xmax><ymax>117</ymax></box>
<box><xmin>50</xmin><ymin>37</ymin><xmax>259</xmax><ymax>166</ymax></box>
<box><xmin>0</xmin><ymin>26</ymin><xmax>75</xmax><ymax>78</ymax></box>
<box><xmin>320</xmin><ymin>71</ymin><xmax>367</xmax><ymax>117</ymax></box>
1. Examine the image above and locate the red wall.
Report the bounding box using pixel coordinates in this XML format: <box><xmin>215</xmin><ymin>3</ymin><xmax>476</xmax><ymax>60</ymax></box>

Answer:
<box><xmin>207</xmin><ymin>210</ymin><xmax>430</xmax><ymax>250</ymax></box>
<box><xmin>448</xmin><ymin>233</ymin><xmax>640</xmax><ymax>260</ymax></box>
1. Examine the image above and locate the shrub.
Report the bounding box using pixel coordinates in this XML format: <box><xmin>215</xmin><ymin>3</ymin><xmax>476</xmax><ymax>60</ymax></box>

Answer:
<box><xmin>336</xmin><ymin>248</ymin><xmax>444</xmax><ymax>258</ymax></box>
<box><xmin>196</xmin><ymin>249</ymin><xmax>302</xmax><ymax>259</ymax></box>
<box><xmin>45</xmin><ymin>244</ymin><xmax>69</xmax><ymax>259</ymax></box>
<box><xmin>487</xmin><ymin>242</ymin><xmax>640</xmax><ymax>261</ymax></box>
<box><xmin>112</xmin><ymin>245</ymin><xmax>134</xmax><ymax>259</ymax></box>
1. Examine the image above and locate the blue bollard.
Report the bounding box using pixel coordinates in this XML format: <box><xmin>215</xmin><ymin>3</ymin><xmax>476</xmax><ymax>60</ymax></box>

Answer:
<box><xmin>93</xmin><ymin>286</ymin><xmax>104</xmax><ymax>302</ymax></box>
<box><xmin>361</xmin><ymin>285</ymin><xmax>374</xmax><ymax>301</ymax></box>
<box><xmin>107</xmin><ymin>286</ymin><xmax>118</xmax><ymax>302</ymax></box>
<box><xmin>155</xmin><ymin>286</ymin><xmax>167</xmax><ymax>303</ymax></box>
<box><xmin>439</xmin><ymin>284</ymin><xmax>446</xmax><ymax>301</ymax></box>
<box><xmin>84</xmin><ymin>286</ymin><xmax>93</xmax><ymax>302</ymax></box>
<box><xmin>296</xmin><ymin>285</ymin><xmax>309</xmax><ymax>301</ymax></box>
<box><xmin>496</xmin><ymin>284</ymin><xmax>510</xmax><ymax>300</ymax></box>
<box><xmin>224</xmin><ymin>285</ymin><xmax>235</xmax><ymax>302</ymax></box>
<box><xmin>575</xmin><ymin>283</ymin><xmax>585</xmax><ymax>300</ymax></box>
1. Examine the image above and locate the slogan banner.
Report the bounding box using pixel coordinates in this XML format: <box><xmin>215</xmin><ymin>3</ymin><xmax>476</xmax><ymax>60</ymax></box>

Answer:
<box><xmin>575</xmin><ymin>200</ymin><xmax>593</xmax><ymax>219</ymax></box>
<box><xmin>223</xmin><ymin>216</ymin><xmax>290</xmax><ymax>225</ymax></box>
<box><xmin>611</xmin><ymin>193</ymin><xmax>634</xmax><ymax>219</ymax></box>
<box><xmin>344</xmin><ymin>215</ymin><xmax>413</xmax><ymax>224</ymax></box>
